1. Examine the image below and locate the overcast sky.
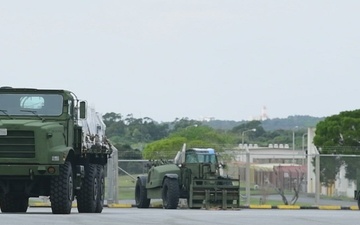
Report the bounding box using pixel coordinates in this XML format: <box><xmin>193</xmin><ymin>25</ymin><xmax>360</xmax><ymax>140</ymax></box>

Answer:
<box><xmin>1</xmin><ymin>1</ymin><xmax>359</xmax><ymax>122</ymax></box>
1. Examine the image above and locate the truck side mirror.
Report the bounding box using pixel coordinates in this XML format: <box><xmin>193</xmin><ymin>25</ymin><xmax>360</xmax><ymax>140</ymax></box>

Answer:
<box><xmin>79</xmin><ymin>101</ymin><xmax>86</xmax><ymax>119</ymax></box>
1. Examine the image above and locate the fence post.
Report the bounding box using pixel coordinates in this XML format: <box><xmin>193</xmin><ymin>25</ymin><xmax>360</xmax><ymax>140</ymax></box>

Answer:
<box><xmin>246</xmin><ymin>147</ymin><xmax>251</xmax><ymax>206</ymax></box>
<box><xmin>315</xmin><ymin>153</ymin><xmax>320</xmax><ymax>205</ymax></box>
<box><xmin>106</xmin><ymin>147</ymin><xmax>118</xmax><ymax>204</ymax></box>
<box><xmin>356</xmin><ymin>168</ymin><xmax>360</xmax><ymax>202</ymax></box>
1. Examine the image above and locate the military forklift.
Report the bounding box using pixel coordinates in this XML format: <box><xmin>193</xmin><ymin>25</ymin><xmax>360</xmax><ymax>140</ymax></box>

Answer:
<box><xmin>135</xmin><ymin>145</ymin><xmax>241</xmax><ymax>209</ymax></box>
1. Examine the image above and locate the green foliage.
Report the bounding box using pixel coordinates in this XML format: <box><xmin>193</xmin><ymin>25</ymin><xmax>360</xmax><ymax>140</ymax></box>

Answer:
<box><xmin>314</xmin><ymin>109</ymin><xmax>360</xmax><ymax>182</ymax></box>
<box><xmin>104</xmin><ymin>112</ymin><xmax>169</xmax><ymax>145</ymax></box>
<box><xmin>314</xmin><ymin>110</ymin><xmax>360</xmax><ymax>153</ymax></box>
<box><xmin>318</xmin><ymin>156</ymin><xmax>342</xmax><ymax>186</ymax></box>
<box><xmin>170</xmin><ymin>126</ymin><xmax>226</xmax><ymax>144</ymax></box>
<box><xmin>142</xmin><ymin>137</ymin><xmax>187</xmax><ymax>159</ymax></box>
<box><xmin>120</xmin><ymin>150</ymin><xmax>142</xmax><ymax>159</ymax></box>
<box><xmin>262</xmin><ymin>115</ymin><xmax>324</xmax><ymax>131</ymax></box>
<box><xmin>232</xmin><ymin>120</ymin><xmax>263</xmax><ymax>134</ymax></box>
<box><xmin>103</xmin><ymin>112</ymin><xmax>323</xmax><ymax>161</ymax></box>
<box><xmin>104</xmin><ymin>112</ymin><xmax>322</xmax><ymax>147</ymax></box>
<box><xmin>185</xmin><ymin>140</ymin><xmax>222</xmax><ymax>151</ymax></box>
<box><xmin>231</xmin><ymin>121</ymin><xmax>268</xmax><ymax>145</ymax></box>
<box><xmin>203</xmin><ymin>120</ymin><xmax>243</xmax><ymax>130</ymax></box>
<box><xmin>113</xmin><ymin>143</ymin><xmax>142</xmax><ymax>159</ymax></box>
<box><xmin>170</xmin><ymin>118</ymin><xmax>202</xmax><ymax>132</ymax></box>
<box><xmin>142</xmin><ymin>124</ymin><xmax>235</xmax><ymax>159</ymax></box>
<box><xmin>342</xmin><ymin>155</ymin><xmax>360</xmax><ymax>183</ymax></box>
<box><xmin>202</xmin><ymin>115</ymin><xmax>323</xmax><ymax>131</ymax></box>
<box><xmin>103</xmin><ymin>112</ymin><xmax>122</xmax><ymax>126</ymax></box>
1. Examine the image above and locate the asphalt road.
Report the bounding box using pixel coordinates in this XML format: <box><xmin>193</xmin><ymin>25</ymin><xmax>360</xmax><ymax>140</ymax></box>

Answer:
<box><xmin>252</xmin><ymin>194</ymin><xmax>358</xmax><ymax>207</ymax></box>
<box><xmin>1</xmin><ymin>207</ymin><xmax>360</xmax><ymax>225</ymax></box>
<box><xmin>118</xmin><ymin>194</ymin><xmax>358</xmax><ymax>207</ymax></box>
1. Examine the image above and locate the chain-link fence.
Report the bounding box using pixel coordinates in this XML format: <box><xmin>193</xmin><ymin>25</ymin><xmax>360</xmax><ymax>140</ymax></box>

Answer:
<box><xmin>108</xmin><ymin>148</ymin><xmax>360</xmax><ymax>207</ymax></box>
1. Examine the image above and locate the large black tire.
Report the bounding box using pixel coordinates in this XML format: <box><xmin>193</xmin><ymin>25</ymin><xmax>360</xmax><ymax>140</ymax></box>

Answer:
<box><xmin>16</xmin><ymin>196</ymin><xmax>29</xmax><ymax>212</ymax></box>
<box><xmin>162</xmin><ymin>178</ymin><xmax>179</xmax><ymax>209</ymax></box>
<box><xmin>0</xmin><ymin>194</ymin><xmax>29</xmax><ymax>213</ymax></box>
<box><xmin>77</xmin><ymin>163</ymin><xmax>99</xmax><ymax>213</ymax></box>
<box><xmin>95</xmin><ymin>165</ymin><xmax>105</xmax><ymax>213</ymax></box>
<box><xmin>50</xmin><ymin>161</ymin><xmax>74</xmax><ymax>214</ymax></box>
<box><xmin>135</xmin><ymin>178</ymin><xmax>150</xmax><ymax>208</ymax></box>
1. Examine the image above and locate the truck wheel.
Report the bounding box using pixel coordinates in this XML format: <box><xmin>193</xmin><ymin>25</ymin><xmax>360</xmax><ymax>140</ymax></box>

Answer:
<box><xmin>95</xmin><ymin>165</ymin><xmax>105</xmax><ymax>213</ymax></box>
<box><xmin>0</xmin><ymin>194</ymin><xmax>28</xmax><ymax>213</ymax></box>
<box><xmin>77</xmin><ymin>163</ymin><xmax>98</xmax><ymax>213</ymax></box>
<box><xmin>50</xmin><ymin>161</ymin><xmax>74</xmax><ymax>214</ymax></box>
<box><xmin>135</xmin><ymin>178</ymin><xmax>150</xmax><ymax>208</ymax></box>
<box><xmin>16</xmin><ymin>196</ymin><xmax>29</xmax><ymax>212</ymax></box>
<box><xmin>162</xmin><ymin>178</ymin><xmax>179</xmax><ymax>209</ymax></box>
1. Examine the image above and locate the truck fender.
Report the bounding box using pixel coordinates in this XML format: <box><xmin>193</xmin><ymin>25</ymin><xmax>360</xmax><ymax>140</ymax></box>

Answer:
<box><xmin>137</xmin><ymin>175</ymin><xmax>148</xmax><ymax>187</ymax></box>
<box><xmin>164</xmin><ymin>173</ymin><xmax>178</xmax><ymax>180</ymax></box>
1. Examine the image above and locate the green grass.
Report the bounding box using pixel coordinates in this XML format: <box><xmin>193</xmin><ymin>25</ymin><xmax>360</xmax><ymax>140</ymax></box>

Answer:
<box><xmin>117</xmin><ymin>175</ymin><xmax>137</xmax><ymax>200</ymax></box>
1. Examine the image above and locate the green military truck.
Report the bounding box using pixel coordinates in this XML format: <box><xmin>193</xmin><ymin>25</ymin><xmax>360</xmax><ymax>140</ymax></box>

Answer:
<box><xmin>0</xmin><ymin>87</ymin><xmax>112</xmax><ymax>214</ymax></box>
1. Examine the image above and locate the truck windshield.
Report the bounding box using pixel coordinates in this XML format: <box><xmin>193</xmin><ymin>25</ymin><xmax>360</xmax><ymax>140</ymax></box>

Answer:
<box><xmin>0</xmin><ymin>93</ymin><xmax>63</xmax><ymax>116</ymax></box>
<box><xmin>196</xmin><ymin>153</ymin><xmax>217</xmax><ymax>163</ymax></box>
<box><xmin>185</xmin><ymin>150</ymin><xmax>217</xmax><ymax>164</ymax></box>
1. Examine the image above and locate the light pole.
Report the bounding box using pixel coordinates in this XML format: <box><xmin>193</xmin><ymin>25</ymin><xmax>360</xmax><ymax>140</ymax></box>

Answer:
<box><xmin>302</xmin><ymin>133</ymin><xmax>307</xmax><ymax>151</ymax></box>
<box><xmin>302</xmin><ymin>133</ymin><xmax>308</xmax><ymax>165</ymax></box>
<box><xmin>242</xmin><ymin>128</ymin><xmax>256</xmax><ymax>149</ymax></box>
<box><xmin>241</xmin><ymin>128</ymin><xmax>256</xmax><ymax>206</ymax></box>
<box><xmin>292</xmin><ymin>126</ymin><xmax>298</xmax><ymax>164</ymax></box>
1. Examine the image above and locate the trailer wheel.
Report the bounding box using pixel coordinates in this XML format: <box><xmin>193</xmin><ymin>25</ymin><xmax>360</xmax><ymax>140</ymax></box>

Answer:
<box><xmin>162</xmin><ymin>178</ymin><xmax>179</xmax><ymax>209</ymax></box>
<box><xmin>77</xmin><ymin>163</ymin><xmax>99</xmax><ymax>213</ymax></box>
<box><xmin>50</xmin><ymin>161</ymin><xmax>74</xmax><ymax>214</ymax></box>
<box><xmin>95</xmin><ymin>165</ymin><xmax>105</xmax><ymax>213</ymax></box>
<box><xmin>0</xmin><ymin>194</ymin><xmax>29</xmax><ymax>213</ymax></box>
<box><xmin>135</xmin><ymin>178</ymin><xmax>150</xmax><ymax>208</ymax></box>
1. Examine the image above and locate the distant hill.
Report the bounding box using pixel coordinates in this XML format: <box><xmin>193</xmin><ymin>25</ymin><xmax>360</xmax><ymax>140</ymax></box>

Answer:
<box><xmin>202</xmin><ymin>115</ymin><xmax>324</xmax><ymax>131</ymax></box>
<box><xmin>261</xmin><ymin>115</ymin><xmax>324</xmax><ymax>131</ymax></box>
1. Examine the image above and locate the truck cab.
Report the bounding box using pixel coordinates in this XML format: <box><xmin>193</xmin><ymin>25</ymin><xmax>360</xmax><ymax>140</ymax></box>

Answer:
<box><xmin>0</xmin><ymin>87</ymin><xmax>111</xmax><ymax>214</ymax></box>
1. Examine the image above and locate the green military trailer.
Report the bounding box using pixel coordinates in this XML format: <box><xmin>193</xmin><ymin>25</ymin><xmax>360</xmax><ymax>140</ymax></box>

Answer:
<box><xmin>135</xmin><ymin>145</ymin><xmax>241</xmax><ymax>209</ymax></box>
<box><xmin>0</xmin><ymin>87</ymin><xmax>112</xmax><ymax>214</ymax></box>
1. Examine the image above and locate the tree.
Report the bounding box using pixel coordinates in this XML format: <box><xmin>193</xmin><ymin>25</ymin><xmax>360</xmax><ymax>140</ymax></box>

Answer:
<box><xmin>103</xmin><ymin>112</ymin><xmax>122</xmax><ymax>126</ymax></box>
<box><xmin>170</xmin><ymin>118</ymin><xmax>202</xmax><ymax>132</ymax></box>
<box><xmin>142</xmin><ymin>137</ymin><xmax>187</xmax><ymax>160</ymax></box>
<box><xmin>113</xmin><ymin>143</ymin><xmax>142</xmax><ymax>159</ymax></box>
<box><xmin>313</xmin><ymin>109</ymin><xmax>360</xmax><ymax>183</ymax></box>
<box><xmin>231</xmin><ymin>120</ymin><xmax>264</xmax><ymax>135</ymax></box>
<box><xmin>171</xmin><ymin>126</ymin><xmax>226</xmax><ymax>143</ymax></box>
<box><xmin>231</xmin><ymin>121</ymin><xmax>265</xmax><ymax>145</ymax></box>
<box><xmin>103</xmin><ymin>112</ymin><xmax>126</xmax><ymax>139</ymax></box>
<box><xmin>104</xmin><ymin>113</ymin><xmax>169</xmax><ymax>145</ymax></box>
<box><xmin>142</xmin><ymin>125</ymin><xmax>235</xmax><ymax>159</ymax></box>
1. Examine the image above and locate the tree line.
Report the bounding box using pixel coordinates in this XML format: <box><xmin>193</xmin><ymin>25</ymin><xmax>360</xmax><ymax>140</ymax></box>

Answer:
<box><xmin>104</xmin><ymin>109</ymin><xmax>360</xmax><ymax>190</ymax></box>
<box><xmin>103</xmin><ymin>113</ymin><xmax>322</xmax><ymax>159</ymax></box>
